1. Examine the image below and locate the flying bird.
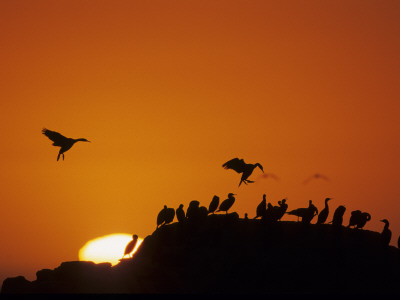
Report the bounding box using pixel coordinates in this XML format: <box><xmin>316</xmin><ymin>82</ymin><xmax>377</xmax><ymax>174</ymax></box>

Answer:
<box><xmin>259</xmin><ymin>173</ymin><xmax>280</xmax><ymax>181</ymax></box>
<box><xmin>316</xmin><ymin>198</ymin><xmax>332</xmax><ymax>225</ymax></box>
<box><xmin>208</xmin><ymin>195</ymin><xmax>220</xmax><ymax>215</ymax></box>
<box><xmin>42</xmin><ymin>128</ymin><xmax>90</xmax><ymax>161</ymax></box>
<box><xmin>222</xmin><ymin>158</ymin><xmax>264</xmax><ymax>187</ymax></box>
<box><xmin>303</xmin><ymin>173</ymin><xmax>329</xmax><ymax>185</ymax></box>
<box><xmin>217</xmin><ymin>193</ymin><xmax>236</xmax><ymax>214</ymax></box>
<box><xmin>122</xmin><ymin>234</ymin><xmax>139</xmax><ymax>259</ymax></box>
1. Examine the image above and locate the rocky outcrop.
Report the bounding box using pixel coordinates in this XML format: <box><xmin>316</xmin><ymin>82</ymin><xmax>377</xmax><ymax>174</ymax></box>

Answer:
<box><xmin>2</xmin><ymin>214</ymin><xmax>400</xmax><ymax>294</ymax></box>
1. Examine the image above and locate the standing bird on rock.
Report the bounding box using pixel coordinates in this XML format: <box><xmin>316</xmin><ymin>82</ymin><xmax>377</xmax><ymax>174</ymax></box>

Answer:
<box><xmin>330</xmin><ymin>205</ymin><xmax>346</xmax><ymax>228</ymax></box>
<box><xmin>156</xmin><ymin>205</ymin><xmax>168</xmax><ymax>228</ymax></box>
<box><xmin>275</xmin><ymin>199</ymin><xmax>288</xmax><ymax>221</ymax></box>
<box><xmin>317</xmin><ymin>198</ymin><xmax>332</xmax><ymax>225</ymax></box>
<box><xmin>217</xmin><ymin>193</ymin><xmax>236</xmax><ymax>214</ymax></box>
<box><xmin>254</xmin><ymin>194</ymin><xmax>267</xmax><ymax>219</ymax></box>
<box><xmin>122</xmin><ymin>234</ymin><xmax>139</xmax><ymax>259</ymax></box>
<box><xmin>380</xmin><ymin>219</ymin><xmax>392</xmax><ymax>247</ymax></box>
<box><xmin>222</xmin><ymin>158</ymin><xmax>264</xmax><ymax>187</ymax></box>
<box><xmin>164</xmin><ymin>207</ymin><xmax>175</xmax><ymax>225</ymax></box>
<box><xmin>186</xmin><ymin>200</ymin><xmax>200</xmax><ymax>221</ymax></box>
<box><xmin>208</xmin><ymin>195</ymin><xmax>220</xmax><ymax>215</ymax></box>
<box><xmin>42</xmin><ymin>128</ymin><xmax>90</xmax><ymax>161</ymax></box>
<box><xmin>176</xmin><ymin>204</ymin><xmax>186</xmax><ymax>223</ymax></box>
<box><xmin>287</xmin><ymin>200</ymin><xmax>318</xmax><ymax>223</ymax></box>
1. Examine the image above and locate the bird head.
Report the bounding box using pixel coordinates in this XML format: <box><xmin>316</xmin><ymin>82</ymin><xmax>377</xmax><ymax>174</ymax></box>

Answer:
<box><xmin>326</xmin><ymin>198</ymin><xmax>333</xmax><ymax>201</ymax></box>
<box><xmin>77</xmin><ymin>138</ymin><xmax>90</xmax><ymax>142</ymax></box>
<box><xmin>380</xmin><ymin>219</ymin><xmax>389</xmax><ymax>225</ymax></box>
<box><xmin>132</xmin><ymin>234</ymin><xmax>138</xmax><ymax>239</ymax></box>
<box><xmin>228</xmin><ymin>193</ymin><xmax>236</xmax><ymax>198</ymax></box>
<box><xmin>256</xmin><ymin>163</ymin><xmax>264</xmax><ymax>172</ymax></box>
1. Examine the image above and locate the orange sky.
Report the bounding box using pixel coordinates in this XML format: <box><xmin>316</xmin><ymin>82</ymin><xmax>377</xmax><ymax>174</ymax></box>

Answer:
<box><xmin>1</xmin><ymin>0</ymin><xmax>399</xmax><ymax>283</ymax></box>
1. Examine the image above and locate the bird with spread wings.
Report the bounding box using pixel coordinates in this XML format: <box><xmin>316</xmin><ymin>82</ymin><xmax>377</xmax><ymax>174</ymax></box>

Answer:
<box><xmin>222</xmin><ymin>158</ymin><xmax>264</xmax><ymax>187</ymax></box>
<box><xmin>42</xmin><ymin>128</ymin><xmax>90</xmax><ymax>161</ymax></box>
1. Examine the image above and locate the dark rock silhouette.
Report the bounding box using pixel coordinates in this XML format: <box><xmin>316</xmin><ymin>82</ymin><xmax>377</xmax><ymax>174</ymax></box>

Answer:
<box><xmin>222</xmin><ymin>158</ymin><xmax>264</xmax><ymax>186</ymax></box>
<box><xmin>348</xmin><ymin>210</ymin><xmax>371</xmax><ymax>229</ymax></box>
<box><xmin>42</xmin><ymin>128</ymin><xmax>90</xmax><ymax>161</ymax></box>
<box><xmin>317</xmin><ymin>197</ymin><xmax>332</xmax><ymax>225</ymax></box>
<box><xmin>2</xmin><ymin>217</ymin><xmax>400</xmax><ymax>294</ymax></box>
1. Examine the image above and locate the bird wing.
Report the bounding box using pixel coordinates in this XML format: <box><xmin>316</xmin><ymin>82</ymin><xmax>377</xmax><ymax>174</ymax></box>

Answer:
<box><xmin>42</xmin><ymin>128</ymin><xmax>68</xmax><ymax>146</ymax></box>
<box><xmin>222</xmin><ymin>158</ymin><xmax>246</xmax><ymax>173</ymax></box>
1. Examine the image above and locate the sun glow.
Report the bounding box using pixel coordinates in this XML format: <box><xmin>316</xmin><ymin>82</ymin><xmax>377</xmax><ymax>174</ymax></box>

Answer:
<box><xmin>79</xmin><ymin>233</ymin><xmax>143</xmax><ymax>266</ymax></box>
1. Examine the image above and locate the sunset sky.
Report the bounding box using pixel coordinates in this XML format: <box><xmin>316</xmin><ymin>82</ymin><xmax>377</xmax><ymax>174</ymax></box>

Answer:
<box><xmin>1</xmin><ymin>0</ymin><xmax>399</xmax><ymax>284</ymax></box>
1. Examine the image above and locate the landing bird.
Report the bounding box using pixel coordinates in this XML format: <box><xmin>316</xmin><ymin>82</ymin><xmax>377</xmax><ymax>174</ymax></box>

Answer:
<box><xmin>316</xmin><ymin>198</ymin><xmax>332</xmax><ymax>224</ymax></box>
<box><xmin>42</xmin><ymin>128</ymin><xmax>90</xmax><ymax>161</ymax></box>
<box><xmin>380</xmin><ymin>219</ymin><xmax>392</xmax><ymax>247</ymax></box>
<box><xmin>254</xmin><ymin>194</ymin><xmax>267</xmax><ymax>219</ymax></box>
<box><xmin>217</xmin><ymin>193</ymin><xmax>236</xmax><ymax>214</ymax></box>
<box><xmin>303</xmin><ymin>173</ymin><xmax>329</xmax><ymax>185</ymax></box>
<box><xmin>122</xmin><ymin>234</ymin><xmax>139</xmax><ymax>259</ymax></box>
<box><xmin>222</xmin><ymin>158</ymin><xmax>264</xmax><ymax>187</ymax></box>
<box><xmin>208</xmin><ymin>195</ymin><xmax>220</xmax><ymax>214</ymax></box>
<box><xmin>176</xmin><ymin>204</ymin><xmax>186</xmax><ymax>223</ymax></box>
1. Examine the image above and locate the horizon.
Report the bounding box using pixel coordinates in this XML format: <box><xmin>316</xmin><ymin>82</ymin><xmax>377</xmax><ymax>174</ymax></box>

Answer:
<box><xmin>1</xmin><ymin>0</ymin><xmax>399</xmax><ymax>286</ymax></box>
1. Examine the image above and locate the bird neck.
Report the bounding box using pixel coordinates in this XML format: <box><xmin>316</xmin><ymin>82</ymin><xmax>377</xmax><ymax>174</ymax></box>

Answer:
<box><xmin>74</xmin><ymin>138</ymin><xmax>86</xmax><ymax>142</ymax></box>
<box><xmin>384</xmin><ymin>222</ymin><xmax>389</xmax><ymax>230</ymax></box>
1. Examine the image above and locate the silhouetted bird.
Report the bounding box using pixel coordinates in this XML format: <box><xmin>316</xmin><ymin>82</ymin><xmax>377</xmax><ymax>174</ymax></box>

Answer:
<box><xmin>199</xmin><ymin>206</ymin><xmax>208</xmax><ymax>220</ymax></box>
<box><xmin>176</xmin><ymin>204</ymin><xmax>186</xmax><ymax>223</ymax></box>
<box><xmin>222</xmin><ymin>158</ymin><xmax>264</xmax><ymax>187</ymax></box>
<box><xmin>348</xmin><ymin>210</ymin><xmax>371</xmax><ymax>229</ymax></box>
<box><xmin>217</xmin><ymin>193</ymin><xmax>236</xmax><ymax>214</ymax></box>
<box><xmin>186</xmin><ymin>200</ymin><xmax>200</xmax><ymax>221</ymax></box>
<box><xmin>316</xmin><ymin>198</ymin><xmax>332</xmax><ymax>224</ymax></box>
<box><xmin>287</xmin><ymin>200</ymin><xmax>318</xmax><ymax>223</ymax></box>
<box><xmin>244</xmin><ymin>213</ymin><xmax>249</xmax><ymax>220</ymax></box>
<box><xmin>208</xmin><ymin>195</ymin><xmax>220</xmax><ymax>215</ymax></box>
<box><xmin>42</xmin><ymin>128</ymin><xmax>90</xmax><ymax>161</ymax></box>
<box><xmin>164</xmin><ymin>207</ymin><xmax>175</xmax><ymax>225</ymax></box>
<box><xmin>156</xmin><ymin>205</ymin><xmax>168</xmax><ymax>228</ymax></box>
<box><xmin>303</xmin><ymin>173</ymin><xmax>329</xmax><ymax>185</ymax></box>
<box><xmin>330</xmin><ymin>205</ymin><xmax>346</xmax><ymax>228</ymax></box>
<box><xmin>122</xmin><ymin>234</ymin><xmax>139</xmax><ymax>259</ymax></box>
<box><xmin>275</xmin><ymin>198</ymin><xmax>288</xmax><ymax>221</ymax></box>
<box><xmin>380</xmin><ymin>219</ymin><xmax>392</xmax><ymax>247</ymax></box>
<box><xmin>254</xmin><ymin>194</ymin><xmax>267</xmax><ymax>219</ymax></box>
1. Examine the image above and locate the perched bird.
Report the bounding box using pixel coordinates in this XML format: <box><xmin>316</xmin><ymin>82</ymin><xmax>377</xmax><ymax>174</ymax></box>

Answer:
<box><xmin>303</xmin><ymin>173</ymin><xmax>329</xmax><ymax>185</ymax></box>
<box><xmin>217</xmin><ymin>193</ymin><xmax>236</xmax><ymax>214</ymax></box>
<box><xmin>254</xmin><ymin>194</ymin><xmax>267</xmax><ymax>219</ymax></box>
<box><xmin>186</xmin><ymin>200</ymin><xmax>200</xmax><ymax>221</ymax></box>
<box><xmin>122</xmin><ymin>234</ymin><xmax>139</xmax><ymax>259</ymax></box>
<box><xmin>348</xmin><ymin>210</ymin><xmax>371</xmax><ymax>229</ymax></box>
<box><xmin>244</xmin><ymin>213</ymin><xmax>249</xmax><ymax>220</ymax></box>
<box><xmin>164</xmin><ymin>207</ymin><xmax>175</xmax><ymax>225</ymax></box>
<box><xmin>287</xmin><ymin>200</ymin><xmax>318</xmax><ymax>223</ymax></box>
<box><xmin>330</xmin><ymin>205</ymin><xmax>346</xmax><ymax>228</ymax></box>
<box><xmin>222</xmin><ymin>158</ymin><xmax>264</xmax><ymax>187</ymax></box>
<box><xmin>208</xmin><ymin>195</ymin><xmax>220</xmax><ymax>215</ymax></box>
<box><xmin>275</xmin><ymin>199</ymin><xmax>288</xmax><ymax>221</ymax></box>
<box><xmin>42</xmin><ymin>128</ymin><xmax>90</xmax><ymax>161</ymax></box>
<box><xmin>156</xmin><ymin>205</ymin><xmax>168</xmax><ymax>228</ymax></box>
<box><xmin>198</xmin><ymin>206</ymin><xmax>208</xmax><ymax>220</ymax></box>
<box><xmin>380</xmin><ymin>219</ymin><xmax>392</xmax><ymax>247</ymax></box>
<box><xmin>316</xmin><ymin>198</ymin><xmax>332</xmax><ymax>225</ymax></box>
<box><xmin>176</xmin><ymin>204</ymin><xmax>186</xmax><ymax>223</ymax></box>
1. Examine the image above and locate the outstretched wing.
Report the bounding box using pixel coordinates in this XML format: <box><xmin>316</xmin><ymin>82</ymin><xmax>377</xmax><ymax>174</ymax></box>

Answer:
<box><xmin>42</xmin><ymin>128</ymin><xmax>68</xmax><ymax>146</ymax></box>
<box><xmin>222</xmin><ymin>158</ymin><xmax>246</xmax><ymax>173</ymax></box>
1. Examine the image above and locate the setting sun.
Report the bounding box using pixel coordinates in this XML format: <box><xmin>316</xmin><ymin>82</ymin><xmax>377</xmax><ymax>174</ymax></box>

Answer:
<box><xmin>79</xmin><ymin>233</ymin><xmax>143</xmax><ymax>266</ymax></box>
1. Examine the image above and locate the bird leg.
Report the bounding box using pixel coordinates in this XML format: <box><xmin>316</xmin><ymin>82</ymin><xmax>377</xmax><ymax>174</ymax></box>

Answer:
<box><xmin>62</xmin><ymin>153</ymin><xmax>65</xmax><ymax>161</ymax></box>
